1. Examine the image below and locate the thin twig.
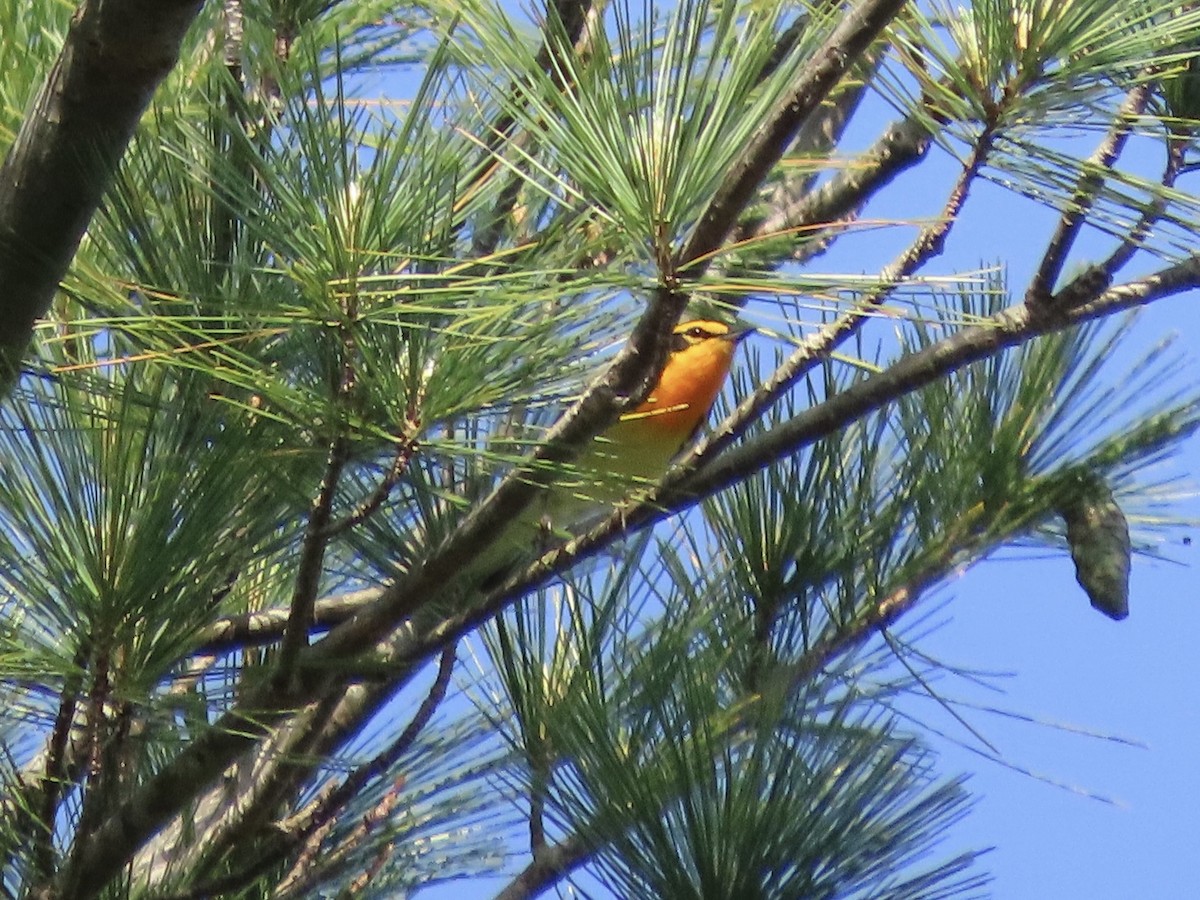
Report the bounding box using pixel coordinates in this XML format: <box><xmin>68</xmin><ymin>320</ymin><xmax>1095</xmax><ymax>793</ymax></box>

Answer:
<box><xmin>1026</xmin><ymin>83</ymin><xmax>1153</xmax><ymax>305</ymax></box>
<box><xmin>320</xmin><ymin>426</ymin><xmax>420</xmax><ymax>539</ymax></box>
<box><xmin>461</xmin><ymin>0</ymin><xmax>599</xmax><ymax>260</ymax></box>
<box><xmin>212</xmin><ymin>0</ymin><xmax>248</xmax><ymax>276</ymax></box>
<box><xmin>59</xmin><ymin>650</ymin><xmax>123</xmax><ymax>900</ymax></box>
<box><xmin>193</xmin><ymin>588</ymin><xmax>383</xmax><ymax>655</ymax></box>
<box><xmin>277</xmin><ymin>436</ymin><xmax>350</xmax><ymax>677</ymax></box>
<box><xmin>1096</xmin><ymin>129</ymin><xmax>1185</xmax><ymax>277</ymax></box>
<box><xmin>279</xmin><ymin>286</ymin><xmax>361</xmax><ymax>677</ymax></box>
<box><xmin>747</xmin><ymin>113</ymin><xmax>933</xmax><ymax>268</ymax></box>
<box><xmin>528</xmin><ymin>757</ymin><xmax>548</xmax><ymax>856</ymax></box>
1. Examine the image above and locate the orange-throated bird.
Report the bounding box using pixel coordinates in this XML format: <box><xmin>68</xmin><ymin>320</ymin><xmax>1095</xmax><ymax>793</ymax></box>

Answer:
<box><xmin>474</xmin><ymin>318</ymin><xmax>751</xmax><ymax>583</ymax></box>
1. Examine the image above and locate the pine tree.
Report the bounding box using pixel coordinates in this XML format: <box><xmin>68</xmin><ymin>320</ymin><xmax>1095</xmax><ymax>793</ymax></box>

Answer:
<box><xmin>0</xmin><ymin>0</ymin><xmax>1197</xmax><ymax>896</ymax></box>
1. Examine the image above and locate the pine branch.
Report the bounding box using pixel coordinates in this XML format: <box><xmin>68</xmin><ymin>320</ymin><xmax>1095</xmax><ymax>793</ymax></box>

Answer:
<box><xmin>1026</xmin><ymin>82</ymin><xmax>1153</xmax><ymax>305</ymax></box>
<box><xmin>1096</xmin><ymin>130</ymin><xmax>1184</xmax><ymax>276</ymax></box>
<box><xmin>734</xmin><ymin>123</ymin><xmax>991</xmax><ymax>687</ymax></box>
<box><xmin>352</xmin><ymin>248</ymin><xmax>1200</xmax><ymax>687</ymax></box>
<box><xmin>0</xmin><ymin>0</ymin><xmax>203</xmax><ymax>387</ymax></box>
<box><xmin>775</xmin><ymin>524</ymin><xmax>1001</xmax><ymax>698</ymax></box>
<box><xmin>125</xmin><ymin>688</ymin><xmax>344</xmax><ymax>892</ymax></box>
<box><xmin>677</xmin><ymin>0</ymin><xmax>908</xmax><ymax>271</ymax></box>
<box><xmin>27</xmin><ymin>652</ymin><xmax>88</xmax><ymax>883</ymax></box>
<box><xmin>318</xmin><ymin>429</ymin><xmax>419</xmax><ymax>538</ymax></box>
<box><xmin>490</xmin><ymin>483</ymin><xmax>1076</xmax><ymax>900</ymax></box>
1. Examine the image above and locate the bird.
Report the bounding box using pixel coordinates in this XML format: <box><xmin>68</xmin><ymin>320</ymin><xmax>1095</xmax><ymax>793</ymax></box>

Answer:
<box><xmin>473</xmin><ymin>318</ymin><xmax>752</xmax><ymax>586</ymax></box>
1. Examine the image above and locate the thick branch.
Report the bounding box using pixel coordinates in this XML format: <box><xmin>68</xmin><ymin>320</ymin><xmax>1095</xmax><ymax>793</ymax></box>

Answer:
<box><xmin>0</xmin><ymin>0</ymin><xmax>203</xmax><ymax>387</ymax></box>
<box><xmin>194</xmin><ymin>588</ymin><xmax>382</xmax><ymax>655</ymax></box>
<box><xmin>162</xmin><ymin>648</ymin><xmax>456</xmax><ymax>900</ymax></box>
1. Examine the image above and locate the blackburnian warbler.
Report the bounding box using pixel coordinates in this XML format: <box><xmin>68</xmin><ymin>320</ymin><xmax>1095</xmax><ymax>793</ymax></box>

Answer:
<box><xmin>475</xmin><ymin>319</ymin><xmax>751</xmax><ymax>583</ymax></box>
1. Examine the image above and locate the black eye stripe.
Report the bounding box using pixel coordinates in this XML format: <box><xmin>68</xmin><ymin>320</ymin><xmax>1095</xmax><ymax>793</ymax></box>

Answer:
<box><xmin>671</xmin><ymin>323</ymin><xmax>728</xmax><ymax>348</ymax></box>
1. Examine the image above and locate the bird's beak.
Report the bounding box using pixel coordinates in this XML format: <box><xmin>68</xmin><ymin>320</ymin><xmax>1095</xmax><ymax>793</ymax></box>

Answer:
<box><xmin>728</xmin><ymin>326</ymin><xmax>755</xmax><ymax>344</ymax></box>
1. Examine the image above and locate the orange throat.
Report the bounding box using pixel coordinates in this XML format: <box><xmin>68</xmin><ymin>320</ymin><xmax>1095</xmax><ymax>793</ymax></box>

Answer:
<box><xmin>615</xmin><ymin>336</ymin><xmax>738</xmax><ymax>448</ymax></box>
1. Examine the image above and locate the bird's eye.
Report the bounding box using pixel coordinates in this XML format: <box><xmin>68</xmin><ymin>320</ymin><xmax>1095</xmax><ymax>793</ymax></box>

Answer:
<box><xmin>687</xmin><ymin>326</ymin><xmax>708</xmax><ymax>338</ymax></box>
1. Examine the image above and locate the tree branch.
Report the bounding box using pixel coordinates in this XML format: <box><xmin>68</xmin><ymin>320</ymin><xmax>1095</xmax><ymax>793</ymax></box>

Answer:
<box><xmin>678</xmin><ymin>0</ymin><xmax>909</xmax><ymax>270</ymax></box>
<box><xmin>1097</xmin><ymin>129</ymin><xmax>1184</xmax><ymax>277</ymax></box>
<box><xmin>1025</xmin><ymin>83</ymin><xmax>1152</xmax><ymax>305</ymax></box>
<box><xmin>493</xmin><ymin>835</ymin><xmax>591</xmax><ymax>900</ymax></box>
<box><xmin>193</xmin><ymin>588</ymin><xmax>383</xmax><ymax>655</ymax></box>
<box><xmin>683</xmin><ymin>256</ymin><xmax>1200</xmax><ymax>502</ymax></box>
<box><xmin>357</xmin><ymin>250</ymin><xmax>1200</xmax><ymax>688</ymax></box>
<box><xmin>63</xmin><ymin>248</ymin><xmax>1199</xmax><ymax>899</ymax></box>
<box><xmin>0</xmin><ymin>0</ymin><xmax>203</xmax><ymax>387</ymax></box>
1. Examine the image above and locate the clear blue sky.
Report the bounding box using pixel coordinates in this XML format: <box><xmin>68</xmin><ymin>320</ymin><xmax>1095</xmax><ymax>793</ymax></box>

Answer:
<box><xmin>384</xmin><ymin>12</ymin><xmax>1200</xmax><ymax>897</ymax></box>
